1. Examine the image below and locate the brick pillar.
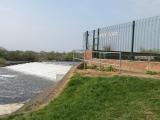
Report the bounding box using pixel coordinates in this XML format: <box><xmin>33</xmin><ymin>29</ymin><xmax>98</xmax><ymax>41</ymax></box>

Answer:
<box><xmin>84</xmin><ymin>50</ymin><xmax>92</xmax><ymax>60</ymax></box>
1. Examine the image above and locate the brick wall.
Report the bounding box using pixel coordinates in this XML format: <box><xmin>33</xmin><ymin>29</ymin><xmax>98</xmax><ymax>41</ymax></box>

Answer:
<box><xmin>88</xmin><ymin>58</ymin><xmax>160</xmax><ymax>73</ymax></box>
<box><xmin>84</xmin><ymin>50</ymin><xmax>92</xmax><ymax>60</ymax></box>
<box><xmin>84</xmin><ymin>51</ymin><xmax>160</xmax><ymax>73</ymax></box>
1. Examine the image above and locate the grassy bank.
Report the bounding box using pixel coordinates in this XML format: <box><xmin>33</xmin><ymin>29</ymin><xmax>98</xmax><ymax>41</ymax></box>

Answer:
<box><xmin>1</xmin><ymin>74</ymin><xmax>160</xmax><ymax>120</ymax></box>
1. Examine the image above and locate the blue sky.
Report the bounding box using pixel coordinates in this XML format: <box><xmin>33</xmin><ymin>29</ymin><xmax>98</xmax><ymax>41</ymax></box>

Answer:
<box><xmin>0</xmin><ymin>0</ymin><xmax>160</xmax><ymax>52</ymax></box>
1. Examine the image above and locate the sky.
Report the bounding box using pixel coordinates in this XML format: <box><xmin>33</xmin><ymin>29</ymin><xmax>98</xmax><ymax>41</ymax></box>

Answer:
<box><xmin>0</xmin><ymin>0</ymin><xmax>160</xmax><ymax>52</ymax></box>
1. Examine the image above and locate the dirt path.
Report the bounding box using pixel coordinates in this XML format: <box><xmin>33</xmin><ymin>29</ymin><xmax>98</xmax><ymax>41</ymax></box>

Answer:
<box><xmin>77</xmin><ymin>69</ymin><xmax>160</xmax><ymax>79</ymax></box>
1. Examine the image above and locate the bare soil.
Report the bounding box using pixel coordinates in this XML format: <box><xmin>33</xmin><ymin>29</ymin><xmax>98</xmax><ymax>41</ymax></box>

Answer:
<box><xmin>77</xmin><ymin>69</ymin><xmax>160</xmax><ymax>79</ymax></box>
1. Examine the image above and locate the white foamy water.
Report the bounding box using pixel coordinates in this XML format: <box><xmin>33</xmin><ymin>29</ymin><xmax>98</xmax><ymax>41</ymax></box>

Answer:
<box><xmin>0</xmin><ymin>75</ymin><xmax>16</xmax><ymax>78</ymax></box>
<box><xmin>6</xmin><ymin>62</ymin><xmax>72</xmax><ymax>81</ymax></box>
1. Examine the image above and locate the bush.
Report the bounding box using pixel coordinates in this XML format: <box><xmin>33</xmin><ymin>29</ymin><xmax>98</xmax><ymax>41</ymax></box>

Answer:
<box><xmin>64</xmin><ymin>52</ymin><xmax>73</xmax><ymax>61</ymax></box>
<box><xmin>0</xmin><ymin>58</ymin><xmax>6</xmax><ymax>64</ymax></box>
<box><xmin>145</xmin><ymin>70</ymin><xmax>160</xmax><ymax>75</ymax></box>
<box><xmin>101</xmin><ymin>65</ymin><xmax>114</xmax><ymax>72</ymax></box>
<box><xmin>87</xmin><ymin>64</ymin><xmax>97</xmax><ymax>69</ymax></box>
<box><xmin>0</xmin><ymin>47</ymin><xmax>77</xmax><ymax>62</ymax></box>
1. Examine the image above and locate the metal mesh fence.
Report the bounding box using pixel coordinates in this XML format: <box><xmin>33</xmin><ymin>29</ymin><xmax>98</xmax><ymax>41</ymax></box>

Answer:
<box><xmin>134</xmin><ymin>16</ymin><xmax>160</xmax><ymax>53</ymax></box>
<box><xmin>84</xmin><ymin>16</ymin><xmax>160</xmax><ymax>55</ymax></box>
<box><xmin>99</xmin><ymin>22</ymin><xmax>132</xmax><ymax>52</ymax></box>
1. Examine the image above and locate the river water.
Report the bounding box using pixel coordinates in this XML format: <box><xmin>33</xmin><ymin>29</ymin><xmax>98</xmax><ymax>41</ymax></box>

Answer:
<box><xmin>0</xmin><ymin>62</ymin><xmax>75</xmax><ymax>105</ymax></box>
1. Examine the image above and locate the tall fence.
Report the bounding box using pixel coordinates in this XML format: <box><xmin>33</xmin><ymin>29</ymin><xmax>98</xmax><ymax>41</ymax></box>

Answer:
<box><xmin>84</xmin><ymin>16</ymin><xmax>160</xmax><ymax>57</ymax></box>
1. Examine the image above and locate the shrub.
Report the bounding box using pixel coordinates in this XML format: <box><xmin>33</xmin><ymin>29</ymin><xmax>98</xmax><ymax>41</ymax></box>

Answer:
<box><xmin>87</xmin><ymin>64</ymin><xmax>97</xmax><ymax>69</ymax></box>
<box><xmin>145</xmin><ymin>70</ymin><xmax>160</xmax><ymax>75</ymax></box>
<box><xmin>0</xmin><ymin>57</ymin><xmax>6</xmax><ymax>64</ymax></box>
<box><xmin>64</xmin><ymin>52</ymin><xmax>74</xmax><ymax>61</ymax></box>
<box><xmin>77</xmin><ymin>62</ymin><xmax>87</xmax><ymax>69</ymax></box>
<box><xmin>101</xmin><ymin>65</ymin><xmax>115</xmax><ymax>72</ymax></box>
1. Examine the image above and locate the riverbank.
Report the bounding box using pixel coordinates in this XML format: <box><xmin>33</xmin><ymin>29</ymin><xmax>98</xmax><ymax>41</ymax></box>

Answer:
<box><xmin>0</xmin><ymin>61</ymin><xmax>29</xmax><ymax>67</ymax></box>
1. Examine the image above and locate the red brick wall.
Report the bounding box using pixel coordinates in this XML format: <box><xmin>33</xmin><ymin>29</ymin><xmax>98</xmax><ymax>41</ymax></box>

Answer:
<box><xmin>84</xmin><ymin>50</ymin><xmax>92</xmax><ymax>60</ymax></box>
<box><xmin>87</xmin><ymin>59</ymin><xmax>160</xmax><ymax>73</ymax></box>
<box><xmin>83</xmin><ymin>50</ymin><xmax>160</xmax><ymax>73</ymax></box>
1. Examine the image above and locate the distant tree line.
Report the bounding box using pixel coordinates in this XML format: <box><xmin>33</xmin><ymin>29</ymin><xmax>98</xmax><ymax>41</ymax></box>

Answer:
<box><xmin>0</xmin><ymin>47</ymin><xmax>74</xmax><ymax>63</ymax></box>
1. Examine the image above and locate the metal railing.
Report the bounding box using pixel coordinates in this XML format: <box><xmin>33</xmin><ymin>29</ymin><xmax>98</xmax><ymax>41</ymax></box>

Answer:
<box><xmin>73</xmin><ymin>50</ymin><xmax>160</xmax><ymax>73</ymax></box>
<box><xmin>73</xmin><ymin>50</ymin><xmax>122</xmax><ymax>71</ymax></box>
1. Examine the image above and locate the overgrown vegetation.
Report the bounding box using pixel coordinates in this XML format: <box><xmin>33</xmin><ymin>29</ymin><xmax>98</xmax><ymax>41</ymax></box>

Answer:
<box><xmin>86</xmin><ymin>64</ymin><xmax>116</xmax><ymax>72</ymax></box>
<box><xmin>145</xmin><ymin>70</ymin><xmax>160</xmax><ymax>75</ymax></box>
<box><xmin>140</xmin><ymin>48</ymin><xmax>160</xmax><ymax>54</ymax></box>
<box><xmin>2</xmin><ymin>74</ymin><xmax>160</xmax><ymax>120</ymax></box>
<box><xmin>0</xmin><ymin>47</ymin><xmax>74</xmax><ymax>62</ymax></box>
<box><xmin>101</xmin><ymin>65</ymin><xmax>115</xmax><ymax>72</ymax></box>
<box><xmin>0</xmin><ymin>58</ymin><xmax>6</xmax><ymax>64</ymax></box>
<box><xmin>86</xmin><ymin>64</ymin><xmax>97</xmax><ymax>69</ymax></box>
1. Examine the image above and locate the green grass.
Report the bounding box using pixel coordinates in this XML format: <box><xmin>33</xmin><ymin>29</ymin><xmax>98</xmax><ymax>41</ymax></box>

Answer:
<box><xmin>2</xmin><ymin>74</ymin><xmax>160</xmax><ymax>120</ymax></box>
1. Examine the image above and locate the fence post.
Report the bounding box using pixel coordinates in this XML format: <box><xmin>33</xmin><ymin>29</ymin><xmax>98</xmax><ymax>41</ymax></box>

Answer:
<box><xmin>97</xmin><ymin>28</ymin><xmax>100</xmax><ymax>51</ymax></box>
<box><xmin>84</xmin><ymin>50</ymin><xmax>86</xmax><ymax>70</ymax></box>
<box><xmin>93</xmin><ymin>30</ymin><xmax>95</xmax><ymax>51</ymax></box>
<box><xmin>93</xmin><ymin>30</ymin><xmax>95</xmax><ymax>58</ymax></box>
<box><xmin>131</xmin><ymin>21</ymin><xmax>135</xmax><ymax>60</ymax></box>
<box><xmin>99</xmin><ymin>52</ymin><xmax>101</xmax><ymax>71</ymax></box>
<box><xmin>119</xmin><ymin>52</ymin><xmax>122</xmax><ymax>73</ymax></box>
<box><xmin>86</xmin><ymin>31</ymin><xmax>89</xmax><ymax>50</ymax></box>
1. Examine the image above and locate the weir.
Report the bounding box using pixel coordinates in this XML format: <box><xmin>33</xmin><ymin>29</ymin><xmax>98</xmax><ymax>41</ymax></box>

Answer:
<box><xmin>0</xmin><ymin>62</ymin><xmax>73</xmax><ymax>115</ymax></box>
